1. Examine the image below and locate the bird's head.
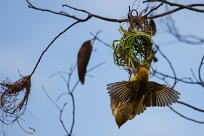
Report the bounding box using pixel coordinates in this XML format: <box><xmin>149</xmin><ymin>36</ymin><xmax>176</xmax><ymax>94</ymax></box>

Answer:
<box><xmin>138</xmin><ymin>66</ymin><xmax>149</xmax><ymax>79</ymax></box>
<box><xmin>130</xmin><ymin>66</ymin><xmax>149</xmax><ymax>81</ymax></box>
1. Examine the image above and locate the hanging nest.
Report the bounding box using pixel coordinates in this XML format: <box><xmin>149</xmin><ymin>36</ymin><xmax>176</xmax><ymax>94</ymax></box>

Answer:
<box><xmin>112</xmin><ymin>26</ymin><xmax>153</xmax><ymax>75</ymax></box>
<box><xmin>0</xmin><ymin>75</ymin><xmax>31</xmax><ymax>124</ymax></box>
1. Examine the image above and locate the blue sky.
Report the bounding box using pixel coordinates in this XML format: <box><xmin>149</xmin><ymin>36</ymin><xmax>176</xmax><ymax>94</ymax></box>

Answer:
<box><xmin>1</xmin><ymin>0</ymin><xmax>204</xmax><ymax>136</ymax></box>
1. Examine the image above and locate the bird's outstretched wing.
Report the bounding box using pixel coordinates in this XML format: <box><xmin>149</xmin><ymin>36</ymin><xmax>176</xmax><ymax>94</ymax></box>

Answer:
<box><xmin>144</xmin><ymin>81</ymin><xmax>180</xmax><ymax>107</ymax></box>
<box><xmin>107</xmin><ymin>81</ymin><xmax>137</xmax><ymax>104</ymax></box>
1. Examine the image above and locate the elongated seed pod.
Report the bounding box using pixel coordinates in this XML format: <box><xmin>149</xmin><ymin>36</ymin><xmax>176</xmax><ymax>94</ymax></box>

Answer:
<box><xmin>77</xmin><ymin>40</ymin><xmax>92</xmax><ymax>84</ymax></box>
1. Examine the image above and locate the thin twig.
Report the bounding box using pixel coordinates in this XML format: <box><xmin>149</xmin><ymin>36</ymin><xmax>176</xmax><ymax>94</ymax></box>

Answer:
<box><xmin>42</xmin><ymin>87</ymin><xmax>60</xmax><ymax>111</ymax></box>
<box><xmin>145</xmin><ymin>3</ymin><xmax>163</xmax><ymax>16</ymax></box>
<box><xmin>62</xmin><ymin>4</ymin><xmax>127</xmax><ymax>23</ymax></box>
<box><xmin>90</xmin><ymin>32</ymin><xmax>112</xmax><ymax>49</ymax></box>
<box><xmin>26</xmin><ymin>0</ymin><xmax>127</xmax><ymax>23</ymax></box>
<box><xmin>152</xmin><ymin>68</ymin><xmax>201</xmax><ymax>85</ymax></box>
<box><xmin>87</xmin><ymin>62</ymin><xmax>106</xmax><ymax>73</ymax></box>
<box><xmin>163</xmin><ymin>1</ymin><xmax>204</xmax><ymax>13</ymax></box>
<box><xmin>60</xmin><ymin>103</ymin><xmax>70</xmax><ymax>135</ymax></box>
<box><xmin>16</xmin><ymin>120</ymin><xmax>35</xmax><ymax>134</ymax></box>
<box><xmin>178</xmin><ymin>101</ymin><xmax>204</xmax><ymax>113</ymax></box>
<box><xmin>198</xmin><ymin>55</ymin><xmax>204</xmax><ymax>87</ymax></box>
<box><xmin>42</xmin><ymin>87</ymin><xmax>70</xmax><ymax>135</ymax></box>
<box><xmin>148</xmin><ymin>2</ymin><xmax>204</xmax><ymax>19</ymax></box>
<box><xmin>45</xmin><ymin>61</ymin><xmax>105</xmax><ymax>135</ymax></box>
<box><xmin>154</xmin><ymin>43</ymin><xmax>177</xmax><ymax>88</ymax></box>
<box><xmin>160</xmin><ymin>15</ymin><xmax>204</xmax><ymax>45</ymax></box>
<box><xmin>49</xmin><ymin>72</ymin><xmax>69</xmax><ymax>78</ymax></box>
<box><xmin>168</xmin><ymin>106</ymin><xmax>204</xmax><ymax>124</ymax></box>
<box><xmin>29</xmin><ymin>21</ymin><xmax>82</xmax><ymax>77</ymax></box>
<box><xmin>26</xmin><ymin>0</ymin><xmax>84</xmax><ymax>20</ymax></box>
<box><xmin>56</xmin><ymin>92</ymin><xmax>68</xmax><ymax>101</ymax></box>
<box><xmin>69</xmin><ymin>93</ymin><xmax>75</xmax><ymax>136</ymax></box>
<box><xmin>190</xmin><ymin>69</ymin><xmax>199</xmax><ymax>84</ymax></box>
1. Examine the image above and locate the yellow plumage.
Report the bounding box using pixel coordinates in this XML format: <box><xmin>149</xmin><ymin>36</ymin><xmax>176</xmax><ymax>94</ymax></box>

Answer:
<box><xmin>107</xmin><ymin>66</ymin><xmax>180</xmax><ymax>128</ymax></box>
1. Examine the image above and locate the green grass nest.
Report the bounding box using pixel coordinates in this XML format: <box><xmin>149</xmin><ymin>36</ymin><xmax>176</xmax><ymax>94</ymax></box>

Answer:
<box><xmin>112</xmin><ymin>26</ymin><xmax>153</xmax><ymax>74</ymax></box>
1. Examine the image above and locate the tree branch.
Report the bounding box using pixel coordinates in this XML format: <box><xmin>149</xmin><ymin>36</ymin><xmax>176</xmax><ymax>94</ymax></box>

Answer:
<box><xmin>62</xmin><ymin>4</ymin><xmax>127</xmax><ymax>23</ymax></box>
<box><xmin>146</xmin><ymin>1</ymin><xmax>204</xmax><ymax>19</ymax></box>
<box><xmin>43</xmin><ymin>87</ymin><xmax>70</xmax><ymax>135</ymax></box>
<box><xmin>29</xmin><ymin>19</ymin><xmax>89</xmax><ymax>77</ymax></box>
<box><xmin>160</xmin><ymin>15</ymin><xmax>204</xmax><ymax>45</ymax></box>
<box><xmin>198</xmin><ymin>55</ymin><xmax>204</xmax><ymax>87</ymax></box>
<box><xmin>168</xmin><ymin>106</ymin><xmax>204</xmax><ymax>124</ymax></box>
<box><xmin>178</xmin><ymin>101</ymin><xmax>204</xmax><ymax>113</ymax></box>
<box><xmin>154</xmin><ymin>43</ymin><xmax>177</xmax><ymax>88</ymax></box>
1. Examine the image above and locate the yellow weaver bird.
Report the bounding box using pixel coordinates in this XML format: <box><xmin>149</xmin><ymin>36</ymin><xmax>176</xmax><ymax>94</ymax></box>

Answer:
<box><xmin>106</xmin><ymin>66</ymin><xmax>180</xmax><ymax>128</ymax></box>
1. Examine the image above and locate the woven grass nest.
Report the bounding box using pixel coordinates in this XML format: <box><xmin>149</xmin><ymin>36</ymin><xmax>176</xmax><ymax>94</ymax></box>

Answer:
<box><xmin>112</xmin><ymin>26</ymin><xmax>153</xmax><ymax>74</ymax></box>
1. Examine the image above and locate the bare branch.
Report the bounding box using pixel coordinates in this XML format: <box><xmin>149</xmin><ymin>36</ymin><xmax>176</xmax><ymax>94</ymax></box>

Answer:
<box><xmin>26</xmin><ymin>0</ymin><xmax>127</xmax><ymax>23</ymax></box>
<box><xmin>29</xmin><ymin>20</ymin><xmax>88</xmax><ymax>77</ymax></box>
<box><xmin>42</xmin><ymin>87</ymin><xmax>70</xmax><ymax>135</ymax></box>
<box><xmin>178</xmin><ymin>101</ymin><xmax>204</xmax><ymax>113</ymax></box>
<box><xmin>16</xmin><ymin>120</ymin><xmax>35</xmax><ymax>134</ymax></box>
<box><xmin>26</xmin><ymin>0</ymin><xmax>83</xmax><ymax>20</ymax></box>
<box><xmin>69</xmin><ymin>93</ymin><xmax>75</xmax><ymax>136</ymax></box>
<box><xmin>198</xmin><ymin>55</ymin><xmax>204</xmax><ymax>87</ymax></box>
<box><xmin>44</xmin><ymin>61</ymin><xmax>105</xmax><ymax>135</ymax></box>
<box><xmin>168</xmin><ymin>106</ymin><xmax>204</xmax><ymax>124</ymax></box>
<box><xmin>60</xmin><ymin>103</ymin><xmax>70</xmax><ymax>135</ymax></box>
<box><xmin>62</xmin><ymin>4</ymin><xmax>127</xmax><ymax>23</ymax></box>
<box><xmin>43</xmin><ymin>87</ymin><xmax>61</xmax><ymax>111</ymax></box>
<box><xmin>90</xmin><ymin>32</ymin><xmax>112</xmax><ymax>49</ymax></box>
<box><xmin>163</xmin><ymin>1</ymin><xmax>204</xmax><ymax>13</ymax></box>
<box><xmin>154</xmin><ymin>43</ymin><xmax>177</xmax><ymax>88</ymax></box>
<box><xmin>151</xmin><ymin>50</ymin><xmax>204</xmax><ymax>88</ymax></box>
<box><xmin>86</xmin><ymin>62</ymin><xmax>106</xmax><ymax>73</ymax></box>
<box><xmin>146</xmin><ymin>1</ymin><xmax>204</xmax><ymax>19</ymax></box>
<box><xmin>160</xmin><ymin>15</ymin><xmax>204</xmax><ymax>45</ymax></box>
<box><xmin>145</xmin><ymin>3</ymin><xmax>164</xmax><ymax>16</ymax></box>
<box><xmin>151</xmin><ymin>68</ymin><xmax>202</xmax><ymax>85</ymax></box>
